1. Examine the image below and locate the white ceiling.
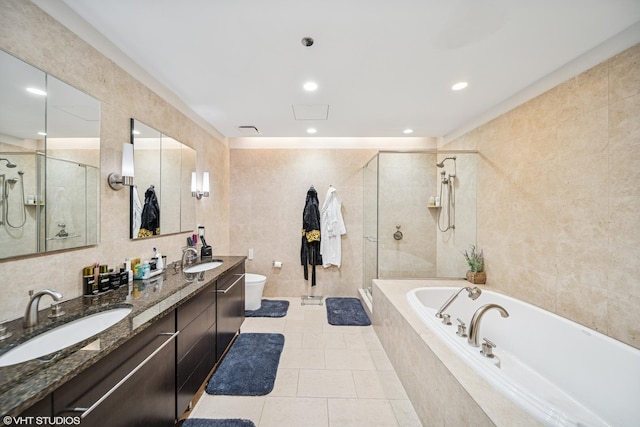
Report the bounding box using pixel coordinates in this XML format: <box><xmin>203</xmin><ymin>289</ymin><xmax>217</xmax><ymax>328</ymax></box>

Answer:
<box><xmin>43</xmin><ymin>0</ymin><xmax>640</xmax><ymax>139</ymax></box>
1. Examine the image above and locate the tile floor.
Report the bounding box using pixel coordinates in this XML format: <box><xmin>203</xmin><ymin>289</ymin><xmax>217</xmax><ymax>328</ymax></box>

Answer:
<box><xmin>189</xmin><ymin>297</ymin><xmax>423</xmax><ymax>427</ymax></box>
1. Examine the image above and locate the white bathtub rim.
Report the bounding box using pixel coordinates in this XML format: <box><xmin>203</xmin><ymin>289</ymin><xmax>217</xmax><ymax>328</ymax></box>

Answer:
<box><xmin>407</xmin><ymin>287</ymin><xmax>615</xmax><ymax>427</ymax></box>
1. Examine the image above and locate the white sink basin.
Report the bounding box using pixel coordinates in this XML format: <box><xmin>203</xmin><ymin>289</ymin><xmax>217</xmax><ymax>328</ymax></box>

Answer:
<box><xmin>183</xmin><ymin>260</ymin><xmax>223</xmax><ymax>274</ymax></box>
<box><xmin>0</xmin><ymin>307</ymin><xmax>132</xmax><ymax>367</ymax></box>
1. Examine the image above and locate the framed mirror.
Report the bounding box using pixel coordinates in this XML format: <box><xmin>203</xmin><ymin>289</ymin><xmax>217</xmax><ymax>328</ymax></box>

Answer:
<box><xmin>130</xmin><ymin>119</ymin><xmax>196</xmax><ymax>239</ymax></box>
<box><xmin>0</xmin><ymin>49</ymin><xmax>100</xmax><ymax>260</ymax></box>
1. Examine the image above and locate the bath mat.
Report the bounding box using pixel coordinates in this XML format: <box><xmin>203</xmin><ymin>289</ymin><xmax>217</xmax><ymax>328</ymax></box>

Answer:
<box><xmin>206</xmin><ymin>333</ymin><xmax>284</xmax><ymax>396</ymax></box>
<box><xmin>245</xmin><ymin>299</ymin><xmax>289</xmax><ymax>318</ymax></box>
<box><xmin>182</xmin><ymin>419</ymin><xmax>255</xmax><ymax>427</ymax></box>
<box><xmin>326</xmin><ymin>297</ymin><xmax>371</xmax><ymax>326</ymax></box>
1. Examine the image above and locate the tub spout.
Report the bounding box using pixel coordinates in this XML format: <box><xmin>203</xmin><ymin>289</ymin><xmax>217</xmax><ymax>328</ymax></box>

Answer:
<box><xmin>435</xmin><ymin>286</ymin><xmax>482</xmax><ymax>318</ymax></box>
<box><xmin>467</xmin><ymin>303</ymin><xmax>509</xmax><ymax>347</ymax></box>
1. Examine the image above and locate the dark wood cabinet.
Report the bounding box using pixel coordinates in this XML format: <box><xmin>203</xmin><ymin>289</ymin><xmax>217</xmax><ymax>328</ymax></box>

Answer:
<box><xmin>53</xmin><ymin>313</ymin><xmax>176</xmax><ymax>427</ymax></box>
<box><xmin>14</xmin><ymin>260</ymin><xmax>247</xmax><ymax>425</ymax></box>
<box><xmin>176</xmin><ymin>281</ymin><xmax>217</xmax><ymax>416</ymax></box>
<box><xmin>216</xmin><ymin>265</ymin><xmax>245</xmax><ymax>360</ymax></box>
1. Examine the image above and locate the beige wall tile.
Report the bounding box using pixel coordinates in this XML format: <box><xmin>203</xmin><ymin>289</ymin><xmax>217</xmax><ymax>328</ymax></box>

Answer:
<box><xmin>447</xmin><ymin>43</ymin><xmax>640</xmax><ymax>349</ymax></box>
<box><xmin>0</xmin><ymin>0</ymin><xmax>229</xmax><ymax>321</ymax></box>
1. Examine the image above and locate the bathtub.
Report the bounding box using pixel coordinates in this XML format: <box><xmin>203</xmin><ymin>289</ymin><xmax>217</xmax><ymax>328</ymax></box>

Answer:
<box><xmin>407</xmin><ymin>287</ymin><xmax>640</xmax><ymax>427</ymax></box>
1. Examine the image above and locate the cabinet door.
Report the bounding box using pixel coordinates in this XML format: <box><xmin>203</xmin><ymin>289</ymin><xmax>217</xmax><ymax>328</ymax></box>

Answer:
<box><xmin>216</xmin><ymin>266</ymin><xmax>245</xmax><ymax>360</ymax></box>
<box><xmin>54</xmin><ymin>313</ymin><xmax>176</xmax><ymax>427</ymax></box>
<box><xmin>176</xmin><ymin>282</ymin><xmax>217</xmax><ymax>416</ymax></box>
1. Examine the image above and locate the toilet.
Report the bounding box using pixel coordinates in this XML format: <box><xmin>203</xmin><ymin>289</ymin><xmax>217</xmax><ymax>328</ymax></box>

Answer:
<box><xmin>244</xmin><ymin>273</ymin><xmax>267</xmax><ymax>311</ymax></box>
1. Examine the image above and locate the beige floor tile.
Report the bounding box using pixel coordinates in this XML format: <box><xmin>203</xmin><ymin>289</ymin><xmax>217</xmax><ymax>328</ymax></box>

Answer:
<box><xmin>259</xmin><ymin>396</ymin><xmax>328</xmax><ymax>427</ymax></box>
<box><xmin>390</xmin><ymin>400</ymin><xmax>423</xmax><ymax>427</ymax></box>
<box><xmin>283</xmin><ymin>331</ymin><xmax>304</xmax><ymax>348</ymax></box>
<box><xmin>190</xmin><ymin>395</ymin><xmax>265</xmax><ymax>422</ymax></box>
<box><xmin>241</xmin><ymin>317</ymin><xmax>286</xmax><ymax>333</ymax></box>
<box><xmin>325</xmin><ymin>348</ymin><xmax>376</xmax><ymax>370</ymax></box>
<box><xmin>352</xmin><ymin>370</ymin><xmax>408</xmax><ymax>399</ymax></box>
<box><xmin>328</xmin><ymin>398</ymin><xmax>399</xmax><ymax>427</ymax></box>
<box><xmin>188</xmin><ymin>298</ymin><xmax>421</xmax><ymax>427</ymax></box>
<box><xmin>270</xmin><ymin>368</ymin><xmax>299</xmax><ymax>397</ymax></box>
<box><xmin>302</xmin><ymin>331</ymin><xmax>347</xmax><ymax>349</ymax></box>
<box><xmin>280</xmin><ymin>347</ymin><xmax>326</xmax><ymax>369</ymax></box>
<box><xmin>370</xmin><ymin>348</ymin><xmax>395</xmax><ymax>371</ymax></box>
<box><xmin>298</xmin><ymin>369</ymin><xmax>357</xmax><ymax>398</ymax></box>
<box><xmin>285</xmin><ymin>318</ymin><xmax>324</xmax><ymax>333</ymax></box>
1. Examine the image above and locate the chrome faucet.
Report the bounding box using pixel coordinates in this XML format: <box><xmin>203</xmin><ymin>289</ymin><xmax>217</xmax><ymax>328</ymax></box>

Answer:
<box><xmin>467</xmin><ymin>303</ymin><xmax>509</xmax><ymax>347</ymax></box>
<box><xmin>182</xmin><ymin>247</ymin><xmax>198</xmax><ymax>268</ymax></box>
<box><xmin>24</xmin><ymin>289</ymin><xmax>63</xmax><ymax>328</ymax></box>
<box><xmin>435</xmin><ymin>286</ymin><xmax>482</xmax><ymax>318</ymax></box>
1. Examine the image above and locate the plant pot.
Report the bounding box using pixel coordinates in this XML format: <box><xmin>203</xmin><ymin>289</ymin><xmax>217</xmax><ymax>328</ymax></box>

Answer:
<box><xmin>466</xmin><ymin>270</ymin><xmax>486</xmax><ymax>284</ymax></box>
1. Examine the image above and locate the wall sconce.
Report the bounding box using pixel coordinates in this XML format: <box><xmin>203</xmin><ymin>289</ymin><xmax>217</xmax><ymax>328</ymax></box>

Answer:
<box><xmin>191</xmin><ymin>171</ymin><xmax>210</xmax><ymax>199</ymax></box>
<box><xmin>108</xmin><ymin>143</ymin><xmax>135</xmax><ymax>190</ymax></box>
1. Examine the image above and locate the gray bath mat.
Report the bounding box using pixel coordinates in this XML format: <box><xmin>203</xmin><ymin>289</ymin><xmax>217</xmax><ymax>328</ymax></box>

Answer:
<box><xmin>206</xmin><ymin>333</ymin><xmax>284</xmax><ymax>396</ymax></box>
<box><xmin>326</xmin><ymin>297</ymin><xmax>371</xmax><ymax>326</ymax></box>
<box><xmin>182</xmin><ymin>419</ymin><xmax>255</xmax><ymax>427</ymax></box>
<box><xmin>245</xmin><ymin>299</ymin><xmax>289</xmax><ymax>317</ymax></box>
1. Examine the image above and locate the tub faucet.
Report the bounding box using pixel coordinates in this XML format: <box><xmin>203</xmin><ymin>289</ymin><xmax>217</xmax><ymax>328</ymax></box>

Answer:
<box><xmin>435</xmin><ymin>286</ymin><xmax>482</xmax><ymax>318</ymax></box>
<box><xmin>467</xmin><ymin>303</ymin><xmax>509</xmax><ymax>347</ymax></box>
<box><xmin>24</xmin><ymin>289</ymin><xmax>63</xmax><ymax>328</ymax></box>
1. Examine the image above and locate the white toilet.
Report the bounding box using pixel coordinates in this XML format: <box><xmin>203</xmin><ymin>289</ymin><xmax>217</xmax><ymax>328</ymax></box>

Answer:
<box><xmin>244</xmin><ymin>273</ymin><xmax>267</xmax><ymax>311</ymax></box>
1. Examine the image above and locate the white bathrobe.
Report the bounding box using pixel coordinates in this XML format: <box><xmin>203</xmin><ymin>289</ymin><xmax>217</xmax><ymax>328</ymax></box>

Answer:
<box><xmin>320</xmin><ymin>187</ymin><xmax>347</xmax><ymax>268</ymax></box>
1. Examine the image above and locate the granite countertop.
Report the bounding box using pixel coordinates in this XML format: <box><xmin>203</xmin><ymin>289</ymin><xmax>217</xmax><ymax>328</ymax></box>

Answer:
<box><xmin>0</xmin><ymin>255</ymin><xmax>246</xmax><ymax>417</ymax></box>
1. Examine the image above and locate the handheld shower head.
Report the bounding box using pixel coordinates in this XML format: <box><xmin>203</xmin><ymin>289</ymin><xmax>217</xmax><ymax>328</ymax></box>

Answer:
<box><xmin>0</xmin><ymin>158</ymin><xmax>17</xmax><ymax>168</ymax></box>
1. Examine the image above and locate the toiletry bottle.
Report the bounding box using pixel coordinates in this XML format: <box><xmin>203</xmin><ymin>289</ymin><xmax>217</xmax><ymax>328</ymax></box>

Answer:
<box><xmin>125</xmin><ymin>258</ymin><xmax>133</xmax><ymax>284</ymax></box>
<box><xmin>155</xmin><ymin>249</ymin><xmax>164</xmax><ymax>270</ymax></box>
<box><xmin>83</xmin><ymin>266</ymin><xmax>97</xmax><ymax>295</ymax></box>
<box><xmin>98</xmin><ymin>265</ymin><xmax>111</xmax><ymax>292</ymax></box>
<box><xmin>142</xmin><ymin>261</ymin><xmax>151</xmax><ymax>279</ymax></box>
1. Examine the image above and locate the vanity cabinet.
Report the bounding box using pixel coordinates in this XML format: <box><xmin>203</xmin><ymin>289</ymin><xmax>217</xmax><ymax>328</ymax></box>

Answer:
<box><xmin>53</xmin><ymin>312</ymin><xmax>176</xmax><ymax>427</ymax></box>
<box><xmin>216</xmin><ymin>264</ymin><xmax>245</xmax><ymax>360</ymax></box>
<box><xmin>176</xmin><ymin>281</ymin><xmax>217</xmax><ymax>416</ymax></box>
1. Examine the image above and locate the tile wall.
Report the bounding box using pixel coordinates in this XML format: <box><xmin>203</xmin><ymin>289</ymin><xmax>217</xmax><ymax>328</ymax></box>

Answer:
<box><xmin>444</xmin><ymin>44</ymin><xmax>640</xmax><ymax>349</ymax></box>
<box><xmin>0</xmin><ymin>0</ymin><xmax>230</xmax><ymax>321</ymax></box>
<box><xmin>229</xmin><ymin>149</ymin><xmax>376</xmax><ymax>298</ymax></box>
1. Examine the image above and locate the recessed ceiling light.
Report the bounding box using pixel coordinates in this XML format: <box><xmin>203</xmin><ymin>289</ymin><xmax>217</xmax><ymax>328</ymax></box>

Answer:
<box><xmin>451</xmin><ymin>81</ymin><xmax>468</xmax><ymax>91</ymax></box>
<box><xmin>303</xmin><ymin>82</ymin><xmax>318</xmax><ymax>92</ymax></box>
<box><xmin>403</xmin><ymin>129</ymin><xmax>414</xmax><ymax>134</ymax></box>
<box><xmin>307</xmin><ymin>128</ymin><xmax>317</xmax><ymax>134</ymax></box>
<box><xmin>26</xmin><ymin>87</ymin><xmax>47</xmax><ymax>96</ymax></box>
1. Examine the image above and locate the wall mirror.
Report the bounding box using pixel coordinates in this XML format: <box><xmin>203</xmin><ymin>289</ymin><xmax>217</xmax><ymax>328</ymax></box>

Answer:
<box><xmin>130</xmin><ymin>119</ymin><xmax>196</xmax><ymax>239</ymax></box>
<box><xmin>0</xmin><ymin>49</ymin><xmax>100</xmax><ymax>260</ymax></box>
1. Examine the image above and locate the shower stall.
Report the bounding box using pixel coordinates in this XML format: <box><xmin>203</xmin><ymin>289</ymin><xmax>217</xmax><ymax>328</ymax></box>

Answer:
<box><xmin>0</xmin><ymin>152</ymin><xmax>99</xmax><ymax>258</ymax></box>
<box><xmin>362</xmin><ymin>151</ymin><xmax>478</xmax><ymax>300</ymax></box>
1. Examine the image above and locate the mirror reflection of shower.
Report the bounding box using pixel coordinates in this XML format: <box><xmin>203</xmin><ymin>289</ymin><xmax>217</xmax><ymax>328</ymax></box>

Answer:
<box><xmin>437</xmin><ymin>156</ymin><xmax>456</xmax><ymax>232</ymax></box>
<box><xmin>1</xmin><ymin>158</ymin><xmax>27</xmax><ymax>229</ymax></box>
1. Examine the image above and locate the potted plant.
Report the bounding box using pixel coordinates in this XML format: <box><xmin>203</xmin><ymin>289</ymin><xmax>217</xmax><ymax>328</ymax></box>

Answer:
<box><xmin>463</xmin><ymin>245</ymin><xmax>486</xmax><ymax>284</ymax></box>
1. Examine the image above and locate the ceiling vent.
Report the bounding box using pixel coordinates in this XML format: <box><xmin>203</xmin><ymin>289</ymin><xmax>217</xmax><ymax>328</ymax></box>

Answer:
<box><xmin>237</xmin><ymin>125</ymin><xmax>261</xmax><ymax>136</ymax></box>
<box><xmin>292</xmin><ymin>104</ymin><xmax>329</xmax><ymax>120</ymax></box>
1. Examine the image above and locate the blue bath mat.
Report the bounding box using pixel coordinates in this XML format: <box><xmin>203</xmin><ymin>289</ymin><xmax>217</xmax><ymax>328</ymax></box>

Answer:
<box><xmin>326</xmin><ymin>297</ymin><xmax>371</xmax><ymax>326</ymax></box>
<box><xmin>182</xmin><ymin>419</ymin><xmax>255</xmax><ymax>427</ymax></box>
<box><xmin>206</xmin><ymin>333</ymin><xmax>284</xmax><ymax>396</ymax></box>
<box><xmin>245</xmin><ymin>299</ymin><xmax>289</xmax><ymax>317</ymax></box>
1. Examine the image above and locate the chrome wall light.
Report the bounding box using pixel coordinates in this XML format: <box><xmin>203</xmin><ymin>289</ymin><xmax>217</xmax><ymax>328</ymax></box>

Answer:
<box><xmin>108</xmin><ymin>143</ymin><xmax>135</xmax><ymax>190</ymax></box>
<box><xmin>191</xmin><ymin>171</ymin><xmax>210</xmax><ymax>199</ymax></box>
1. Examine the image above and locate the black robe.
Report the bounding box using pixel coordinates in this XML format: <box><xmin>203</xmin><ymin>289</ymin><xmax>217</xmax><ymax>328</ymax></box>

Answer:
<box><xmin>138</xmin><ymin>185</ymin><xmax>160</xmax><ymax>237</ymax></box>
<box><xmin>300</xmin><ymin>187</ymin><xmax>322</xmax><ymax>286</ymax></box>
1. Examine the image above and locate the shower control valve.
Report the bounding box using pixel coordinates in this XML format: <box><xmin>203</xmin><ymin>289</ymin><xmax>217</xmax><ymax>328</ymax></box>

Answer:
<box><xmin>480</xmin><ymin>337</ymin><xmax>496</xmax><ymax>358</ymax></box>
<box><xmin>456</xmin><ymin>318</ymin><xmax>468</xmax><ymax>337</ymax></box>
<box><xmin>441</xmin><ymin>313</ymin><xmax>452</xmax><ymax>325</ymax></box>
